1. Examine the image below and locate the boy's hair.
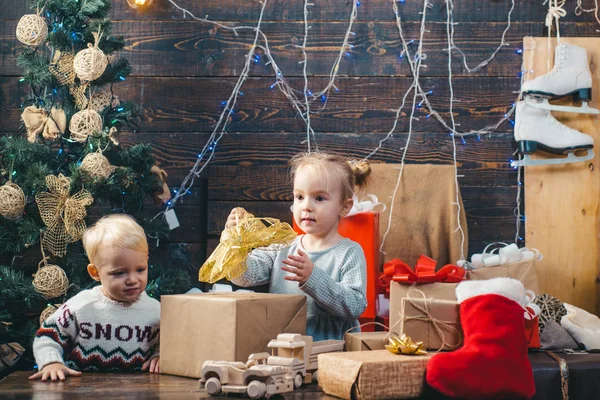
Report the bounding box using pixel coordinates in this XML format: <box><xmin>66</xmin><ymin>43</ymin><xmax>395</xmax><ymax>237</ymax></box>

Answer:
<box><xmin>82</xmin><ymin>214</ymin><xmax>148</xmax><ymax>265</ymax></box>
<box><xmin>289</xmin><ymin>152</ymin><xmax>371</xmax><ymax>202</ymax></box>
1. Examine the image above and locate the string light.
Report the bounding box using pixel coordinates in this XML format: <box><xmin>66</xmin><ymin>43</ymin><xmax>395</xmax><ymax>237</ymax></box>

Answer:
<box><xmin>127</xmin><ymin>0</ymin><xmax>153</xmax><ymax>9</ymax></box>
<box><xmin>159</xmin><ymin>0</ymin><xmax>522</xmax><ymax>246</ymax></box>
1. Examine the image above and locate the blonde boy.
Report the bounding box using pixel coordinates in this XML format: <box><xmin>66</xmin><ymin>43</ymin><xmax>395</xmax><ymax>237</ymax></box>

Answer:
<box><xmin>30</xmin><ymin>214</ymin><xmax>160</xmax><ymax>381</ymax></box>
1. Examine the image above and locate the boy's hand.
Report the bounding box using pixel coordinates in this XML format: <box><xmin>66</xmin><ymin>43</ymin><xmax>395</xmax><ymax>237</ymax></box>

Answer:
<box><xmin>142</xmin><ymin>356</ymin><xmax>160</xmax><ymax>373</ymax></box>
<box><xmin>29</xmin><ymin>362</ymin><xmax>82</xmax><ymax>381</ymax></box>
<box><xmin>282</xmin><ymin>249</ymin><xmax>314</xmax><ymax>285</ymax></box>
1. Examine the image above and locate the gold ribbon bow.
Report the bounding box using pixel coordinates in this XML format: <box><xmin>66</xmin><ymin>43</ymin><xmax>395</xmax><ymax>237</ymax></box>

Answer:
<box><xmin>35</xmin><ymin>174</ymin><xmax>94</xmax><ymax>257</ymax></box>
<box><xmin>21</xmin><ymin>106</ymin><xmax>67</xmax><ymax>143</ymax></box>
<box><xmin>385</xmin><ymin>333</ymin><xmax>427</xmax><ymax>355</ymax></box>
<box><xmin>199</xmin><ymin>207</ymin><xmax>297</xmax><ymax>283</ymax></box>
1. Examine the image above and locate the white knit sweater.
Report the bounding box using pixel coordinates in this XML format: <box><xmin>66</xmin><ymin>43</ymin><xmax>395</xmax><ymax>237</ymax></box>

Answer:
<box><xmin>33</xmin><ymin>286</ymin><xmax>160</xmax><ymax>371</ymax></box>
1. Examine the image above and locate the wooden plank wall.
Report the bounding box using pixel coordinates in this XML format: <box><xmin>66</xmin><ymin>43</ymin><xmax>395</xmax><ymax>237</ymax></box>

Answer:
<box><xmin>2</xmin><ymin>1</ymin><xmax>600</xmax><ymax>275</ymax></box>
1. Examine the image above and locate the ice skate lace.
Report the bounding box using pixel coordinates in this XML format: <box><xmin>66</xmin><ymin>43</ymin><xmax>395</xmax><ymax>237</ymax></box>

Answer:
<box><xmin>544</xmin><ymin>44</ymin><xmax>569</xmax><ymax>79</ymax></box>
<box><xmin>547</xmin><ymin>115</ymin><xmax>570</xmax><ymax>131</ymax></box>
<box><xmin>544</xmin><ymin>0</ymin><xmax>567</xmax><ymax>71</ymax></box>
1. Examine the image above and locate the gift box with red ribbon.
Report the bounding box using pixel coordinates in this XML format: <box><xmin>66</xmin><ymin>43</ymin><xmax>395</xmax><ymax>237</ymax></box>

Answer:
<box><xmin>379</xmin><ymin>255</ymin><xmax>466</xmax><ymax>297</ymax></box>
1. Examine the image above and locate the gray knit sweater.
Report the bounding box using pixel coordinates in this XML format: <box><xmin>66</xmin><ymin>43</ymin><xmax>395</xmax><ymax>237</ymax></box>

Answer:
<box><xmin>231</xmin><ymin>235</ymin><xmax>367</xmax><ymax>341</ymax></box>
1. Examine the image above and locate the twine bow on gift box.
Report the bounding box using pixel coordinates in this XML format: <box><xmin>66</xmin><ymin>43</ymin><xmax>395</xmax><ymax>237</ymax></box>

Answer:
<box><xmin>387</xmin><ymin>289</ymin><xmax>463</xmax><ymax>354</ymax></box>
<box><xmin>198</xmin><ymin>207</ymin><xmax>297</xmax><ymax>283</ymax></box>
<box><xmin>35</xmin><ymin>174</ymin><xmax>94</xmax><ymax>257</ymax></box>
<box><xmin>21</xmin><ymin>106</ymin><xmax>67</xmax><ymax>143</ymax></box>
<box><xmin>379</xmin><ymin>255</ymin><xmax>466</xmax><ymax>296</ymax></box>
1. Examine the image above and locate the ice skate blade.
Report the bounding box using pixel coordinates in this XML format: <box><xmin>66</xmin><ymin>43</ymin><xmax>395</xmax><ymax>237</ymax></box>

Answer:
<box><xmin>511</xmin><ymin>150</ymin><xmax>595</xmax><ymax>168</ymax></box>
<box><xmin>524</xmin><ymin>96</ymin><xmax>600</xmax><ymax>115</ymax></box>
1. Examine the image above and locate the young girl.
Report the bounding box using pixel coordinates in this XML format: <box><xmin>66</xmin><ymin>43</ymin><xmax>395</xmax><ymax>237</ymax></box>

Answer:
<box><xmin>229</xmin><ymin>152</ymin><xmax>370</xmax><ymax>341</ymax></box>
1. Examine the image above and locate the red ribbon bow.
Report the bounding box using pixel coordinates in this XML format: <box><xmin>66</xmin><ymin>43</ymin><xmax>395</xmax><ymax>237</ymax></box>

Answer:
<box><xmin>379</xmin><ymin>255</ymin><xmax>466</xmax><ymax>295</ymax></box>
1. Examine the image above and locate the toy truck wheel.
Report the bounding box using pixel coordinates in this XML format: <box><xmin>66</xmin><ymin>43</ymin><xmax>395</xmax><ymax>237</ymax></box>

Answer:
<box><xmin>294</xmin><ymin>373</ymin><xmax>303</xmax><ymax>389</ymax></box>
<box><xmin>205</xmin><ymin>377</ymin><xmax>222</xmax><ymax>396</ymax></box>
<box><xmin>246</xmin><ymin>380</ymin><xmax>267</xmax><ymax>399</ymax></box>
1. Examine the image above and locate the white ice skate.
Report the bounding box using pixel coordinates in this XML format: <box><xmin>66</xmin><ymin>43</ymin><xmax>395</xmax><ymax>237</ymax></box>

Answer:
<box><xmin>511</xmin><ymin>100</ymin><xmax>594</xmax><ymax>168</ymax></box>
<box><xmin>522</xmin><ymin>43</ymin><xmax>600</xmax><ymax>115</ymax></box>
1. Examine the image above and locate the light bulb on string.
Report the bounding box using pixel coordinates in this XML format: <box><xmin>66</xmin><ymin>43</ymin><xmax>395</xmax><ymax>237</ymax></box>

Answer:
<box><xmin>127</xmin><ymin>0</ymin><xmax>153</xmax><ymax>9</ymax></box>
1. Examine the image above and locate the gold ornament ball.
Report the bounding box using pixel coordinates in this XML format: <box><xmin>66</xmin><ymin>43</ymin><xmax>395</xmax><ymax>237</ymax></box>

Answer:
<box><xmin>73</xmin><ymin>45</ymin><xmax>108</xmax><ymax>81</ymax></box>
<box><xmin>69</xmin><ymin>109</ymin><xmax>103</xmax><ymax>143</ymax></box>
<box><xmin>0</xmin><ymin>182</ymin><xmax>26</xmax><ymax>219</ymax></box>
<box><xmin>80</xmin><ymin>153</ymin><xmax>115</xmax><ymax>179</ymax></box>
<box><xmin>16</xmin><ymin>14</ymin><xmax>48</xmax><ymax>47</ymax></box>
<box><xmin>39</xmin><ymin>304</ymin><xmax>61</xmax><ymax>326</ymax></box>
<box><xmin>33</xmin><ymin>265</ymin><xmax>69</xmax><ymax>299</ymax></box>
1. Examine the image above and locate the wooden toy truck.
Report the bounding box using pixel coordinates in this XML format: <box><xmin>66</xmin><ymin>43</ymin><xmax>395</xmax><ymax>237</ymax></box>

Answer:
<box><xmin>199</xmin><ymin>333</ymin><xmax>344</xmax><ymax>399</ymax></box>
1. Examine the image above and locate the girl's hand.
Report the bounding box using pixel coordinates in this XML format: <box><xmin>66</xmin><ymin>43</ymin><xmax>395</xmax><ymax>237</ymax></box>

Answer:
<box><xmin>225</xmin><ymin>207</ymin><xmax>247</xmax><ymax>229</ymax></box>
<box><xmin>282</xmin><ymin>249</ymin><xmax>314</xmax><ymax>284</ymax></box>
<box><xmin>29</xmin><ymin>362</ymin><xmax>82</xmax><ymax>381</ymax></box>
<box><xmin>142</xmin><ymin>356</ymin><xmax>160</xmax><ymax>373</ymax></box>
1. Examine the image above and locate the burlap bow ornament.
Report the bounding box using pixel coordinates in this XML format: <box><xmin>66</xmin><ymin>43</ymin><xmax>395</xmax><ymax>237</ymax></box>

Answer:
<box><xmin>150</xmin><ymin>165</ymin><xmax>171</xmax><ymax>205</ymax></box>
<box><xmin>35</xmin><ymin>174</ymin><xmax>94</xmax><ymax>257</ymax></box>
<box><xmin>49</xmin><ymin>50</ymin><xmax>88</xmax><ymax>110</ymax></box>
<box><xmin>21</xmin><ymin>106</ymin><xmax>67</xmax><ymax>143</ymax></box>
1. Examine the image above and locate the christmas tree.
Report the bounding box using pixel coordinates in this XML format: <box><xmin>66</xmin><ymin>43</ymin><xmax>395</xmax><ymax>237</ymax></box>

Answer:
<box><xmin>0</xmin><ymin>0</ymin><xmax>192</xmax><ymax>373</ymax></box>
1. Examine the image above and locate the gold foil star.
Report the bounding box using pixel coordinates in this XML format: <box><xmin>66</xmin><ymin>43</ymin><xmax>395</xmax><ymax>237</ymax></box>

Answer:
<box><xmin>385</xmin><ymin>333</ymin><xmax>427</xmax><ymax>355</ymax></box>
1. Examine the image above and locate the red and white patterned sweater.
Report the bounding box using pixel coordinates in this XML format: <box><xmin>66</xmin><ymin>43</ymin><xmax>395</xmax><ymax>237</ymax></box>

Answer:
<box><xmin>33</xmin><ymin>286</ymin><xmax>160</xmax><ymax>372</ymax></box>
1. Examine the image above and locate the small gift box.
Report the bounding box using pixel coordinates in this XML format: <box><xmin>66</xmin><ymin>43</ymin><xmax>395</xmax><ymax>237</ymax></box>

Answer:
<box><xmin>466</xmin><ymin>244</ymin><xmax>541</xmax><ymax>294</ymax></box>
<box><xmin>344</xmin><ymin>331</ymin><xmax>389</xmax><ymax>352</ymax></box>
<box><xmin>379</xmin><ymin>255</ymin><xmax>465</xmax><ymax>298</ymax></box>
<box><xmin>318</xmin><ymin>350</ymin><xmax>433</xmax><ymax>400</ymax></box>
<box><xmin>392</xmin><ymin>296</ymin><xmax>463</xmax><ymax>351</ymax></box>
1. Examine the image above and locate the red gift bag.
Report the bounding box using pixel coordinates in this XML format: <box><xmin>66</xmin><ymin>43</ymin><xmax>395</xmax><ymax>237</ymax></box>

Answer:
<box><xmin>525</xmin><ymin>306</ymin><xmax>541</xmax><ymax>349</ymax></box>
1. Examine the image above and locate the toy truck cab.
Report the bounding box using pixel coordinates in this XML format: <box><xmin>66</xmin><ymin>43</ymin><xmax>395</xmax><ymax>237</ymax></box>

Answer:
<box><xmin>266</xmin><ymin>333</ymin><xmax>345</xmax><ymax>386</ymax></box>
<box><xmin>267</xmin><ymin>334</ymin><xmax>308</xmax><ymax>388</ymax></box>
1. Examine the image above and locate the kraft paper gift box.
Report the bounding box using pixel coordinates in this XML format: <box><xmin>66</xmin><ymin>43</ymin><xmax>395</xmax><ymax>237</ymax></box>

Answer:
<box><xmin>318</xmin><ymin>350</ymin><xmax>433</xmax><ymax>400</ymax></box>
<box><xmin>466</xmin><ymin>258</ymin><xmax>541</xmax><ymax>294</ymax></box>
<box><xmin>160</xmin><ymin>292</ymin><xmax>306</xmax><ymax>378</ymax></box>
<box><xmin>294</xmin><ymin>211</ymin><xmax>380</xmax><ymax>319</ymax></box>
<box><xmin>344</xmin><ymin>331</ymin><xmax>388</xmax><ymax>351</ymax></box>
<box><xmin>389</xmin><ymin>281</ymin><xmax>458</xmax><ymax>333</ymax></box>
<box><xmin>396</xmin><ymin>297</ymin><xmax>463</xmax><ymax>351</ymax></box>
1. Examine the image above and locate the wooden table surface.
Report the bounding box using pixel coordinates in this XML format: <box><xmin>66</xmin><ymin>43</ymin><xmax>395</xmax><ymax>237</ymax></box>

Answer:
<box><xmin>0</xmin><ymin>371</ymin><xmax>337</xmax><ymax>399</ymax></box>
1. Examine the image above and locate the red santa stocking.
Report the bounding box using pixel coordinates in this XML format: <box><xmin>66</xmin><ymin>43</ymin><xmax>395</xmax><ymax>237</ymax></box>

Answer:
<box><xmin>426</xmin><ymin>278</ymin><xmax>536</xmax><ymax>399</ymax></box>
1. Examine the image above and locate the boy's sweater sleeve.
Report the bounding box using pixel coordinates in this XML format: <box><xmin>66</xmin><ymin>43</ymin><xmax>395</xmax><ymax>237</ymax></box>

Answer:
<box><xmin>229</xmin><ymin>247</ymin><xmax>278</xmax><ymax>287</ymax></box>
<box><xmin>33</xmin><ymin>303</ymin><xmax>78</xmax><ymax>369</ymax></box>
<box><xmin>300</xmin><ymin>243</ymin><xmax>367</xmax><ymax>320</ymax></box>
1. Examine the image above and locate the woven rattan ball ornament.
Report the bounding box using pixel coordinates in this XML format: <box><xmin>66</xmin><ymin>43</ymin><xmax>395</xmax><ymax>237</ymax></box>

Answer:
<box><xmin>16</xmin><ymin>14</ymin><xmax>48</xmax><ymax>47</ymax></box>
<box><xmin>69</xmin><ymin>109</ymin><xmax>103</xmax><ymax>143</ymax></box>
<box><xmin>39</xmin><ymin>304</ymin><xmax>61</xmax><ymax>326</ymax></box>
<box><xmin>33</xmin><ymin>264</ymin><xmax>69</xmax><ymax>299</ymax></box>
<box><xmin>74</xmin><ymin>43</ymin><xmax>108</xmax><ymax>81</ymax></box>
<box><xmin>0</xmin><ymin>182</ymin><xmax>26</xmax><ymax>219</ymax></box>
<box><xmin>80</xmin><ymin>152</ymin><xmax>115</xmax><ymax>179</ymax></box>
<box><xmin>89</xmin><ymin>89</ymin><xmax>112</xmax><ymax>112</ymax></box>
<box><xmin>534</xmin><ymin>293</ymin><xmax>568</xmax><ymax>331</ymax></box>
